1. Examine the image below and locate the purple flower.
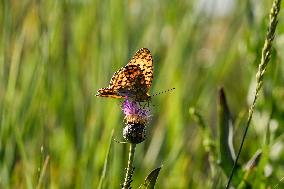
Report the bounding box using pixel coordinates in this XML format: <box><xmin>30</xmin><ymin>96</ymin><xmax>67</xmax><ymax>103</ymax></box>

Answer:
<box><xmin>122</xmin><ymin>98</ymin><xmax>151</xmax><ymax>125</ymax></box>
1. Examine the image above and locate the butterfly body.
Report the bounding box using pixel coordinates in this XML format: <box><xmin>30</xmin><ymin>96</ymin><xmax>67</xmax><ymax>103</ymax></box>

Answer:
<box><xmin>96</xmin><ymin>48</ymin><xmax>153</xmax><ymax>102</ymax></box>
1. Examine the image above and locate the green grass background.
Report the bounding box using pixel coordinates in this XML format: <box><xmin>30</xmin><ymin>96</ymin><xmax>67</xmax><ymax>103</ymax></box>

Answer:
<box><xmin>1</xmin><ymin>0</ymin><xmax>284</xmax><ymax>188</ymax></box>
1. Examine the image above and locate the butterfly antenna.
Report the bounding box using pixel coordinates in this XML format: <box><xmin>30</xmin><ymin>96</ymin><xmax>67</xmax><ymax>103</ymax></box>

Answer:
<box><xmin>151</xmin><ymin>88</ymin><xmax>175</xmax><ymax>97</ymax></box>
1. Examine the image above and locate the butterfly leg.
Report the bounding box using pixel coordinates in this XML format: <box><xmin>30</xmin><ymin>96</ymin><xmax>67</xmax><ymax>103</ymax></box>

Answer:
<box><xmin>146</xmin><ymin>98</ymin><xmax>152</xmax><ymax>107</ymax></box>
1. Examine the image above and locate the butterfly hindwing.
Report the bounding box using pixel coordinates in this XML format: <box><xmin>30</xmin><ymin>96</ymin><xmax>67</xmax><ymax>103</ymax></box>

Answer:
<box><xmin>96</xmin><ymin>87</ymin><xmax>123</xmax><ymax>98</ymax></box>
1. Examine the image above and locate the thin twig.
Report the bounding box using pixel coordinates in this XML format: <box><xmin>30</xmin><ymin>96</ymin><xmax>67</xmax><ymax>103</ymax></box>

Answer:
<box><xmin>225</xmin><ymin>0</ymin><xmax>281</xmax><ymax>188</ymax></box>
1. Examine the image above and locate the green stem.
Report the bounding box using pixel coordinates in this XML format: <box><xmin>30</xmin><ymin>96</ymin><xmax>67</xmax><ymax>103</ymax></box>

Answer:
<box><xmin>122</xmin><ymin>143</ymin><xmax>136</xmax><ymax>189</ymax></box>
<box><xmin>225</xmin><ymin>0</ymin><xmax>281</xmax><ymax>188</ymax></box>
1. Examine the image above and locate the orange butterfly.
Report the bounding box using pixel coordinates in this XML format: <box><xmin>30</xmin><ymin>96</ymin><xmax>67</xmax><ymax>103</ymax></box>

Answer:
<box><xmin>96</xmin><ymin>48</ymin><xmax>153</xmax><ymax>102</ymax></box>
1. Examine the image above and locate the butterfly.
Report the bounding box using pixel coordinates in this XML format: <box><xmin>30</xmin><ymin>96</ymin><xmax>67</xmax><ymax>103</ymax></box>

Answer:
<box><xmin>96</xmin><ymin>48</ymin><xmax>153</xmax><ymax>102</ymax></box>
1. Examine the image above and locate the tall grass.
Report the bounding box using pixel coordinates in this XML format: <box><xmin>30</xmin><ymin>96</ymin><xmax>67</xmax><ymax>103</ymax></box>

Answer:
<box><xmin>0</xmin><ymin>0</ymin><xmax>284</xmax><ymax>188</ymax></box>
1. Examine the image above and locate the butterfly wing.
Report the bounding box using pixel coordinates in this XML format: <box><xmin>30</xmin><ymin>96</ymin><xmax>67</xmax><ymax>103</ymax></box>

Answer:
<box><xmin>127</xmin><ymin>48</ymin><xmax>153</xmax><ymax>90</ymax></box>
<box><xmin>96</xmin><ymin>48</ymin><xmax>153</xmax><ymax>101</ymax></box>
<box><xmin>96</xmin><ymin>64</ymin><xmax>142</xmax><ymax>98</ymax></box>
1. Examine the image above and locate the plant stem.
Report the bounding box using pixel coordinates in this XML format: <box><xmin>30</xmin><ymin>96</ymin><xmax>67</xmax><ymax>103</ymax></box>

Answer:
<box><xmin>122</xmin><ymin>143</ymin><xmax>136</xmax><ymax>189</ymax></box>
<box><xmin>36</xmin><ymin>155</ymin><xmax>50</xmax><ymax>189</ymax></box>
<box><xmin>225</xmin><ymin>0</ymin><xmax>281</xmax><ymax>188</ymax></box>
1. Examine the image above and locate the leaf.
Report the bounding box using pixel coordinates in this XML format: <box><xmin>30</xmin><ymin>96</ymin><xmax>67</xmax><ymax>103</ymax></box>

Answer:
<box><xmin>244</xmin><ymin>149</ymin><xmax>262</xmax><ymax>171</ymax></box>
<box><xmin>139</xmin><ymin>167</ymin><xmax>162</xmax><ymax>189</ymax></box>
<box><xmin>237</xmin><ymin>150</ymin><xmax>262</xmax><ymax>189</ymax></box>
<box><xmin>217</xmin><ymin>88</ymin><xmax>236</xmax><ymax>176</ymax></box>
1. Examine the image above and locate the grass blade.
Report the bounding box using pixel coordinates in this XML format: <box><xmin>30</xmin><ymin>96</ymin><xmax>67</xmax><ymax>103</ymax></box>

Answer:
<box><xmin>98</xmin><ymin>129</ymin><xmax>114</xmax><ymax>189</ymax></box>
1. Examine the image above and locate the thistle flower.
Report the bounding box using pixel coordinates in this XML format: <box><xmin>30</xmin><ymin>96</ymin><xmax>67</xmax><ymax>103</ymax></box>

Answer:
<box><xmin>122</xmin><ymin>98</ymin><xmax>151</xmax><ymax>144</ymax></box>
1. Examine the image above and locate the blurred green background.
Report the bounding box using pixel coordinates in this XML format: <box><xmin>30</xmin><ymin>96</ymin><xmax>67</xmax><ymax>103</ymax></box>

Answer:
<box><xmin>1</xmin><ymin>0</ymin><xmax>284</xmax><ymax>188</ymax></box>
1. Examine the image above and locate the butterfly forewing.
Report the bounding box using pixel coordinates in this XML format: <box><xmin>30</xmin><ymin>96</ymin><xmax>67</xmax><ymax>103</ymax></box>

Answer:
<box><xmin>96</xmin><ymin>48</ymin><xmax>153</xmax><ymax>101</ymax></box>
<box><xmin>97</xmin><ymin>65</ymin><xmax>141</xmax><ymax>97</ymax></box>
<box><xmin>128</xmin><ymin>48</ymin><xmax>153</xmax><ymax>89</ymax></box>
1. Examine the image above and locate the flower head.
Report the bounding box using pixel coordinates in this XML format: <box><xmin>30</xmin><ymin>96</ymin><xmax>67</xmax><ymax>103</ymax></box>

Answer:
<box><xmin>122</xmin><ymin>98</ymin><xmax>152</xmax><ymax>144</ymax></box>
<box><xmin>122</xmin><ymin>98</ymin><xmax>151</xmax><ymax>125</ymax></box>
